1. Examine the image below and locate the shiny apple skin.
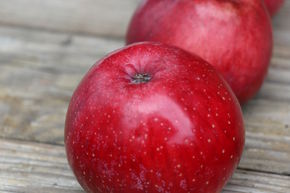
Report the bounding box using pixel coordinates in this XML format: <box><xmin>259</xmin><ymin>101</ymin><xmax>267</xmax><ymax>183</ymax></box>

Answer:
<box><xmin>264</xmin><ymin>0</ymin><xmax>284</xmax><ymax>16</ymax></box>
<box><xmin>65</xmin><ymin>42</ymin><xmax>245</xmax><ymax>193</ymax></box>
<box><xmin>126</xmin><ymin>0</ymin><xmax>273</xmax><ymax>104</ymax></box>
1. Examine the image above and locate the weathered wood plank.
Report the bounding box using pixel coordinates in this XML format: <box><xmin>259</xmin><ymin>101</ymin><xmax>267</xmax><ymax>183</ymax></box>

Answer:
<box><xmin>0</xmin><ymin>0</ymin><xmax>139</xmax><ymax>38</ymax></box>
<box><xmin>0</xmin><ymin>138</ymin><xmax>82</xmax><ymax>193</ymax></box>
<box><xmin>1</xmin><ymin>138</ymin><xmax>290</xmax><ymax>193</ymax></box>
<box><xmin>0</xmin><ymin>26</ymin><xmax>124</xmax><ymax>144</ymax></box>
<box><xmin>0</xmin><ymin>24</ymin><xmax>289</xmax><ymax>175</ymax></box>
<box><xmin>0</xmin><ymin>0</ymin><xmax>289</xmax><ymax>39</ymax></box>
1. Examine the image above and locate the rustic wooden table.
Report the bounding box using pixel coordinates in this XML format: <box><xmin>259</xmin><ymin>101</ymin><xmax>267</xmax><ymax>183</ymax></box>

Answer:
<box><xmin>0</xmin><ymin>1</ymin><xmax>290</xmax><ymax>192</ymax></box>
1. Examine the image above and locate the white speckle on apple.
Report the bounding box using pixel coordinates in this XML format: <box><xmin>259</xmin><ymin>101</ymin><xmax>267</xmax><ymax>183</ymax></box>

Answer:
<box><xmin>180</xmin><ymin>179</ymin><xmax>187</xmax><ymax>189</ymax></box>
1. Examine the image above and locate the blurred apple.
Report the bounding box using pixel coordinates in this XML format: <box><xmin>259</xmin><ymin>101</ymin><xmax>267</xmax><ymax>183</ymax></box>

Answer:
<box><xmin>127</xmin><ymin>0</ymin><xmax>273</xmax><ymax>104</ymax></box>
<box><xmin>264</xmin><ymin>0</ymin><xmax>284</xmax><ymax>16</ymax></box>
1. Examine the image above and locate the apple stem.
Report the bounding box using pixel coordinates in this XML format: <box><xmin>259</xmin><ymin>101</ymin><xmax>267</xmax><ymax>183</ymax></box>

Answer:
<box><xmin>131</xmin><ymin>73</ymin><xmax>151</xmax><ymax>84</ymax></box>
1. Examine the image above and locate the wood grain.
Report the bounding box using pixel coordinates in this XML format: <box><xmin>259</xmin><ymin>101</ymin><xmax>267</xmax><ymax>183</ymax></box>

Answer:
<box><xmin>0</xmin><ymin>26</ymin><xmax>123</xmax><ymax>143</ymax></box>
<box><xmin>0</xmin><ymin>0</ymin><xmax>139</xmax><ymax>38</ymax></box>
<box><xmin>0</xmin><ymin>138</ymin><xmax>82</xmax><ymax>193</ymax></box>
<box><xmin>1</xmin><ymin>138</ymin><xmax>290</xmax><ymax>193</ymax></box>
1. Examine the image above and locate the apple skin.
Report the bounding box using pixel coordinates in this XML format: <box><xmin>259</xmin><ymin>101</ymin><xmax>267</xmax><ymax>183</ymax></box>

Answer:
<box><xmin>126</xmin><ymin>0</ymin><xmax>273</xmax><ymax>104</ymax></box>
<box><xmin>65</xmin><ymin>42</ymin><xmax>245</xmax><ymax>193</ymax></box>
<box><xmin>264</xmin><ymin>0</ymin><xmax>284</xmax><ymax>16</ymax></box>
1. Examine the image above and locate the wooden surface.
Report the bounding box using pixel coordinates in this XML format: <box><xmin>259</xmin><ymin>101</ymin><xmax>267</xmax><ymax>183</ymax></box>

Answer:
<box><xmin>0</xmin><ymin>0</ymin><xmax>289</xmax><ymax>192</ymax></box>
<box><xmin>1</xmin><ymin>138</ymin><xmax>290</xmax><ymax>193</ymax></box>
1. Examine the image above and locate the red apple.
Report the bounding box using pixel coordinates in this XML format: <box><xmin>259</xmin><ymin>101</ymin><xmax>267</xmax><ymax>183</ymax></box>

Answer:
<box><xmin>126</xmin><ymin>0</ymin><xmax>273</xmax><ymax>104</ymax></box>
<box><xmin>264</xmin><ymin>0</ymin><xmax>284</xmax><ymax>16</ymax></box>
<box><xmin>65</xmin><ymin>42</ymin><xmax>244</xmax><ymax>193</ymax></box>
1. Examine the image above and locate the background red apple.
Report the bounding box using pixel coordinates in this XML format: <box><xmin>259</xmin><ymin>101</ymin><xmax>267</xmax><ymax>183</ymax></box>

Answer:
<box><xmin>126</xmin><ymin>0</ymin><xmax>273</xmax><ymax>104</ymax></box>
<box><xmin>65</xmin><ymin>42</ymin><xmax>245</xmax><ymax>193</ymax></box>
<box><xmin>264</xmin><ymin>0</ymin><xmax>285</xmax><ymax>16</ymax></box>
